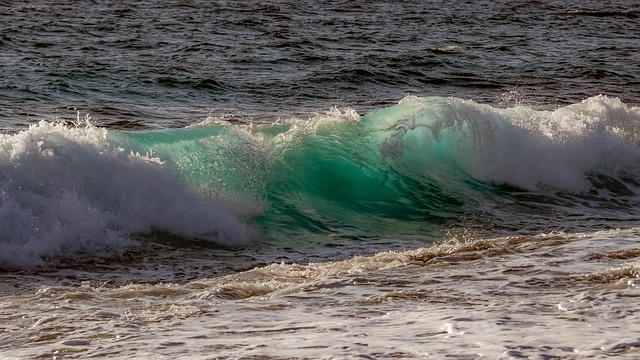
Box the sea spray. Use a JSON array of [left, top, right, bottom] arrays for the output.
[[363, 95, 640, 192], [0, 119, 260, 269]]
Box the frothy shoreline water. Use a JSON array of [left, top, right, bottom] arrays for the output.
[[2, 99, 640, 357]]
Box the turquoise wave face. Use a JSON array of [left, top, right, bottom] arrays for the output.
[[108, 109, 465, 245], [107, 95, 640, 245], [263, 115, 466, 242]]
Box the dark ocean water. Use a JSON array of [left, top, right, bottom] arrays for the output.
[[1, 0, 638, 128], [2, 1, 640, 358]]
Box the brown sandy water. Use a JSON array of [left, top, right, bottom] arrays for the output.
[[2, 228, 639, 359]]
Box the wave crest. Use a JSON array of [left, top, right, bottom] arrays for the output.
[[364, 95, 640, 192]]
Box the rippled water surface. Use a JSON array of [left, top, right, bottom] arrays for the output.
[[1, 0, 640, 359], [1, 0, 638, 127]]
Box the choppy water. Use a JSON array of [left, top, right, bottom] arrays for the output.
[[2, 0, 638, 126], [1, 0, 640, 359]]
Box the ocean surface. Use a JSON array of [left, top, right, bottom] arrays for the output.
[[1, 0, 640, 358]]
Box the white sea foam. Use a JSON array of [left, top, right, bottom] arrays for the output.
[[2, 228, 640, 359], [0, 119, 260, 269], [366, 95, 640, 192]]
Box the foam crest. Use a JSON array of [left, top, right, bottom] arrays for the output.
[[0, 120, 260, 269], [364, 95, 640, 192]]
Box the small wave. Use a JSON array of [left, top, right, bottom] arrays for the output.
[[185, 227, 639, 301]]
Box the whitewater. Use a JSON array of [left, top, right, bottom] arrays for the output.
[[2, 0, 640, 358]]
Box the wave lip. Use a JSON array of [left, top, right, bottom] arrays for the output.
[[363, 95, 640, 193]]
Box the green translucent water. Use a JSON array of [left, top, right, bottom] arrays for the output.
[[107, 98, 480, 245], [106, 95, 640, 247]]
